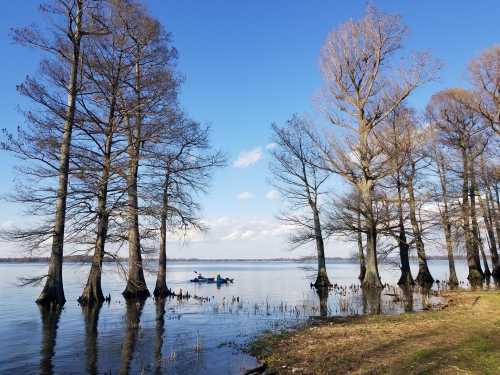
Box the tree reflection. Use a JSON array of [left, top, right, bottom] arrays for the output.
[[399, 286, 414, 313], [119, 299, 145, 375], [362, 287, 382, 315], [316, 287, 329, 317], [154, 298, 166, 375], [39, 304, 62, 375], [82, 303, 102, 375]]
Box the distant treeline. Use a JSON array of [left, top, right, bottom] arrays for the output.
[[0, 255, 469, 263]]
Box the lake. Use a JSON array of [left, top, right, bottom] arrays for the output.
[[0, 259, 472, 374]]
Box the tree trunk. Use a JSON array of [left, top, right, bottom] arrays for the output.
[[436, 154, 459, 286], [123, 61, 149, 300], [396, 179, 414, 286], [357, 210, 366, 281], [79, 56, 122, 306], [462, 149, 483, 286], [154, 184, 172, 298], [469, 164, 485, 279], [37, 0, 83, 306], [312, 207, 331, 288], [358, 125, 382, 289], [407, 171, 433, 287], [471, 175, 489, 278], [488, 186, 500, 270], [79, 114, 117, 305], [363, 219, 382, 289], [481, 194, 500, 279]]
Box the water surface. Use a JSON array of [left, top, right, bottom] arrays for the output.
[[0, 259, 469, 374]]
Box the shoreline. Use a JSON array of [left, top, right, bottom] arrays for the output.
[[248, 289, 500, 374]]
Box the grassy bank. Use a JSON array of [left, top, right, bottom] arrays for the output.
[[250, 290, 500, 374]]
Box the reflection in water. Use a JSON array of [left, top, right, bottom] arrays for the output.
[[399, 286, 414, 313], [362, 287, 382, 315], [316, 288, 329, 317], [39, 304, 62, 375], [155, 298, 166, 375], [82, 303, 102, 375], [119, 299, 145, 375]]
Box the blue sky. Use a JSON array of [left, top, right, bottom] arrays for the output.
[[0, 1, 498, 258]]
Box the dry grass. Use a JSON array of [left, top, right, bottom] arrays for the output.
[[250, 290, 500, 374]]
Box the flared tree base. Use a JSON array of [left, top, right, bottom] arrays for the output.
[[397, 270, 415, 287], [153, 282, 174, 299], [468, 269, 484, 288], [448, 274, 459, 288], [122, 282, 150, 300], [492, 264, 500, 283], [36, 280, 66, 306], [362, 271, 383, 289], [78, 285, 105, 306], [313, 269, 332, 289], [415, 269, 434, 288]]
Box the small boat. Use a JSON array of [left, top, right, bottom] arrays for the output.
[[190, 272, 234, 285], [190, 275, 215, 283]]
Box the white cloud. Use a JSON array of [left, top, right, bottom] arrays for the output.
[[265, 190, 280, 201], [266, 143, 277, 150], [233, 147, 262, 168], [237, 191, 254, 200]]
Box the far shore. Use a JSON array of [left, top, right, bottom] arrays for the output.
[[0, 255, 470, 264]]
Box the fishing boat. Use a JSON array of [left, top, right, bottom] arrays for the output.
[[190, 272, 234, 284]]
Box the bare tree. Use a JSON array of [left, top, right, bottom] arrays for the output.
[[468, 45, 500, 136], [117, 1, 179, 299], [2, 0, 107, 305], [427, 88, 488, 286], [269, 116, 332, 288], [377, 108, 416, 286], [77, 1, 134, 305], [433, 148, 459, 286], [143, 116, 225, 298], [318, 6, 439, 288]]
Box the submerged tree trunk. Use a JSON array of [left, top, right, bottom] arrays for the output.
[[312, 207, 331, 288], [436, 154, 459, 286], [407, 172, 433, 287], [396, 178, 414, 286], [357, 210, 366, 281], [123, 61, 149, 300], [37, 1, 83, 306]]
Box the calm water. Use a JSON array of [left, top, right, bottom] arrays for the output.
[[0, 259, 470, 374]]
